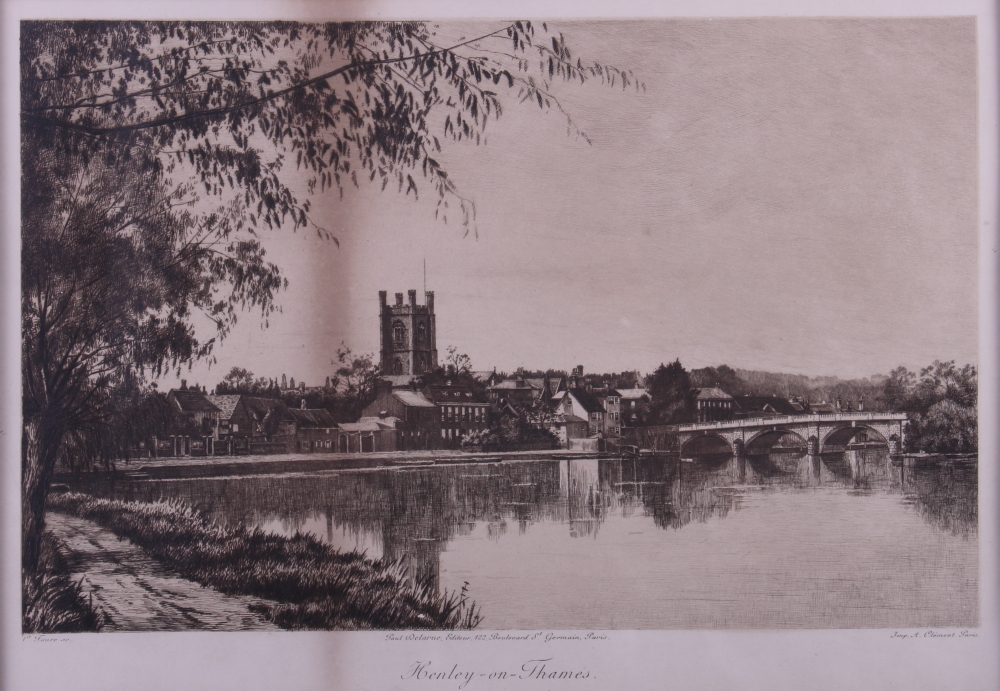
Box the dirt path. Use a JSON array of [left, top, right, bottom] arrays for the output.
[[46, 512, 280, 632]]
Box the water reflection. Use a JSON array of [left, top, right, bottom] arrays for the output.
[[65, 448, 978, 628]]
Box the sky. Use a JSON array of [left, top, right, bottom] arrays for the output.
[[164, 18, 978, 389]]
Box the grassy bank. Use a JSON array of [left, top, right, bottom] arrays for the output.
[[23, 531, 107, 633], [47, 493, 480, 630]]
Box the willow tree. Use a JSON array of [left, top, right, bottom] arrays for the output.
[[19, 20, 639, 574]]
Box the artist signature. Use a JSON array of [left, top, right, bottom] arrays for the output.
[[890, 630, 978, 639]]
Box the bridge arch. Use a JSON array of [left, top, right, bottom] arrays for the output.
[[680, 433, 733, 457], [745, 429, 809, 455], [820, 424, 889, 452]]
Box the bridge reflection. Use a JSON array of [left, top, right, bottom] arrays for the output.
[[65, 449, 977, 594]]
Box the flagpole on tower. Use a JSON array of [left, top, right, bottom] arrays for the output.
[[423, 258, 426, 294]]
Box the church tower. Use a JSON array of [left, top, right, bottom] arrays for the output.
[[379, 289, 438, 376]]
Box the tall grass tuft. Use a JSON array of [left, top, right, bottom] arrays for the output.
[[48, 493, 482, 630], [23, 532, 107, 633]]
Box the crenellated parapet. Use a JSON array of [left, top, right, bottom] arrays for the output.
[[378, 289, 438, 376]]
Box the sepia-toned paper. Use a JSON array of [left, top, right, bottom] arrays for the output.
[[1, 1, 997, 689]]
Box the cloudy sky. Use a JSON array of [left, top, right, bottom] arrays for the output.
[[167, 18, 978, 388]]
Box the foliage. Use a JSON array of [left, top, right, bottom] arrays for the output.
[[22, 20, 638, 235], [216, 367, 280, 396], [49, 493, 481, 630], [645, 360, 697, 425], [331, 345, 381, 420], [689, 365, 746, 395], [20, 142, 281, 572], [445, 346, 473, 376], [22, 531, 107, 633], [20, 19, 636, 577], [419, 349, 488, 399], [882, 361, 977, 452], [461, 429, 501, 447]]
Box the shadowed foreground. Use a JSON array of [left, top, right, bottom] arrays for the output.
[[47, 493, 481, 631], [46, 513, 279, 631]]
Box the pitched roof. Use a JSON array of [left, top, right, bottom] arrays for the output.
[[615, 388, 650, 400], [809, 402, 838, 414], [696, 387, 733, 400], [285, 408, 336, 427], [243, 397, 283, 419], [568, 388, 606, 414], [736, 396, 801, 415], [358, 416, 401, 429], [169, 390, 220, 413], [489, 378, 538, 390], [392, 390, 437, 408], [338, 420, 385, 432], [470, 370, 497, 382], [205, 395, 242, 420], [383, 374, 420, 388], [424, 384, 487, 404], [524, 378, 546, 391]]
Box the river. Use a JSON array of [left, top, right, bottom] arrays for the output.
[[65, 449, 978, 630]]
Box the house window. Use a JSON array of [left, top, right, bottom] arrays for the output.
[[232, 423, 239, 433]]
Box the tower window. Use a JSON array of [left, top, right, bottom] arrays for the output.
[[417, 322, 427, 345], [393, 320, 407, 346], [393, 357, 404, 374]]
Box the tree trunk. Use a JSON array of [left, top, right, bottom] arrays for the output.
[[21, 414, 62, 576]]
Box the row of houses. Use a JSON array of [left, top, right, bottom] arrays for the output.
[[692, 388, 862, 423], [163, 377, 498, 456], [164, 368, 854, 457]]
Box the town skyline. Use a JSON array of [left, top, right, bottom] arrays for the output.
[[158, 18, 977, 390]]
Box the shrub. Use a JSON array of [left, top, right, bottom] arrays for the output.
[[23, 532, 106, 633], [47, 493, 481, 630]]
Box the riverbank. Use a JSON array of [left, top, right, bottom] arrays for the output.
[[46, 512, 279, 631], [23, 531, 108, 633], [52, 447, 604, 482], [47, 492, 482, 631]]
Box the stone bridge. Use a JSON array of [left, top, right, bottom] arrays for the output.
[[633, 413, 908, 456]]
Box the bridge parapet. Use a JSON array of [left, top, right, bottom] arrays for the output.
[[676, 412, 907, 433], [674, 412, 908, 456]]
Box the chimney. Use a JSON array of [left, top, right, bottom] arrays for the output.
[[408, 289, 417, 307], [300, 399, 306, 410], [379, 290, 387, 308], [425, 290, 434, 312], [180, 379, 187, 390], [395, 292, 404, 307]]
